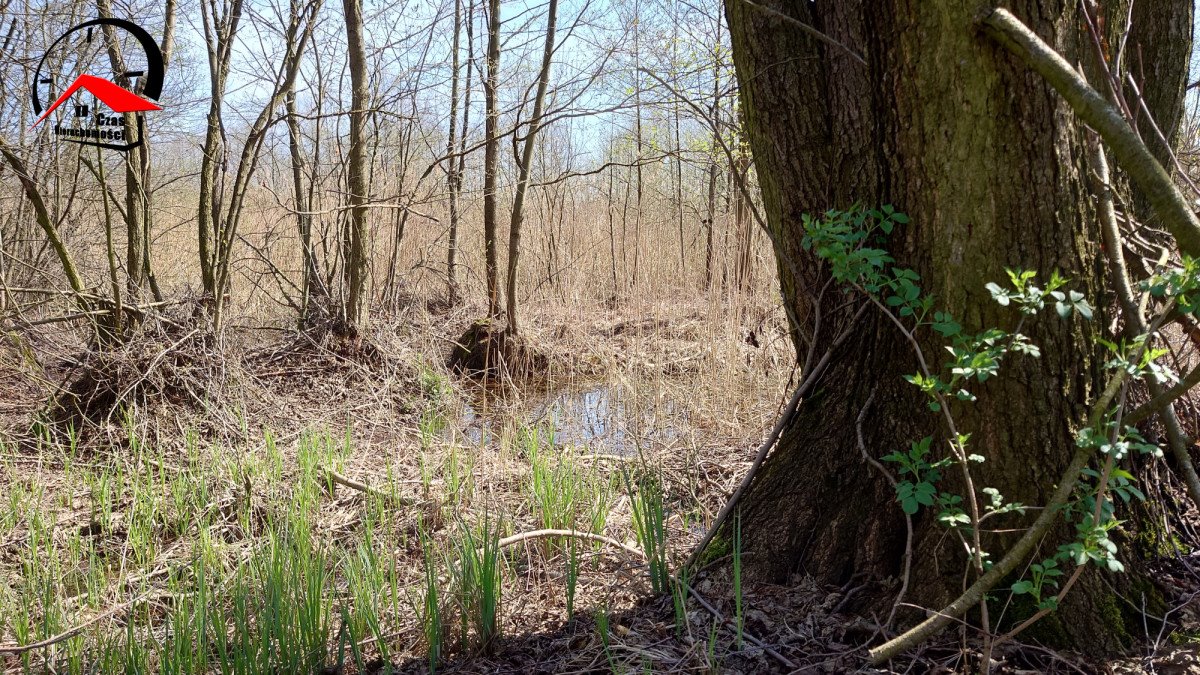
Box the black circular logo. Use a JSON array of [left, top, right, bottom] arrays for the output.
[[31, 18, 165, 151]]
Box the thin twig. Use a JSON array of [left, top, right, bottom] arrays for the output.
[[684, 302, 869, 571]]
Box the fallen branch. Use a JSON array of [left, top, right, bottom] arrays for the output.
[[323, 467, 417, 505], [0, 590, 154, 654], [573, 452, 635, 463], [496, 528, 644, 558]]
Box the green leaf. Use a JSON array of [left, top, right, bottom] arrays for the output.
[[914, 482, 937, 506], [985, 282, 1010, 306]]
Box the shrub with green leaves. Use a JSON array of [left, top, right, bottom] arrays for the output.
[[804, 205, 1176, 642]]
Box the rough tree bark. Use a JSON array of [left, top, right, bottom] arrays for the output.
[[719, 0, 1184, 653], [1127, 0, 1192, 168], [1126, 0, 1192, 226]]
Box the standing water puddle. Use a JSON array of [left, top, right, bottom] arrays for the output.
[[453, 382, 686, 455]]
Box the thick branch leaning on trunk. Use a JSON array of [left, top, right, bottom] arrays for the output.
[[870, 8, 1200, 664], [979, 8, 1200, 259]]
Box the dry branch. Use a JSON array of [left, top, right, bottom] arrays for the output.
[[0, 590, 154, 655], [324, 466, 417, 505], [496, 528, 643, 557]]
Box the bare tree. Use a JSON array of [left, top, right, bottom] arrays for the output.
[[197, 0, 244, 307], [444, 0, 466, 306], [482, 0, 501, 318], [341, 0, 370, 334], [200, 0, 322, 328], [504, 0, 558, 336], [89, 0, 176, 306]]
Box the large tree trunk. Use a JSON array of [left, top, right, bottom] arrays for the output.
[[722, 0, 1177, 654], [1126, 0, 1192, 226]]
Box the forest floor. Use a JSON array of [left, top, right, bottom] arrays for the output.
[[1, 291, 1199, 674]]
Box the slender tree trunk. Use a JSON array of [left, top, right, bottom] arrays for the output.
[[704, 35, 721, 291], [342, 0, 370, 333], [197, 0, 243, 306], [720, 0, 1162, 653], [620, 152, 631, 290], [482, 0, 501, 318], [286, 90, 321, 322], [607, 139, 619, 295], [138, 0, 175, 304], [453, 0, 476, 302], [631, 0, 643, 289], [96, 147, 123, 338], [731, 136, 750, 293], [671, 8, 685, 275], [445, 0, 463, 306], [505, 0, 558, 336], [95, 0, 146, 300]]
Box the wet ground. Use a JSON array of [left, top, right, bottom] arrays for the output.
[[454, 381, 688, 454]]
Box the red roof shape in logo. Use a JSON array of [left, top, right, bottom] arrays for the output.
[[31, 73, 161, 128]]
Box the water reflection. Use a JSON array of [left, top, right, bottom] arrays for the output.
[[455, 383, 684, 454]]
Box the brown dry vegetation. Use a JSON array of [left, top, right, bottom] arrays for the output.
[[5, 285, 1199, 673], [0, 273, 825, 672]]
